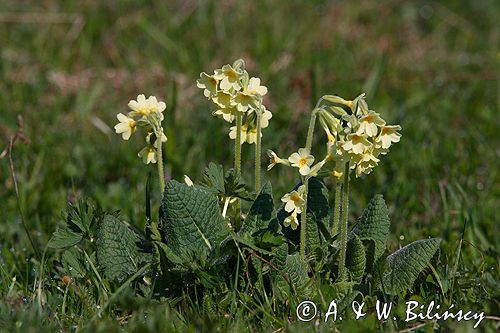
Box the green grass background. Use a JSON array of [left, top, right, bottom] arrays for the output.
[[0, 0, 498, 331]]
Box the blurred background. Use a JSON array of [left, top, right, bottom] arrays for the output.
[[0, 0, 498, 256]]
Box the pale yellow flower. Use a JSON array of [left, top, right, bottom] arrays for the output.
[[281, 185, 306, 214], [196, 72, 218, 98], [356, 111, 385, 137], [214, 107, 236, 123], [343, 134, 372, 155], [184, 175, 194, 186], [247, 77, 268, 96], [128, 94, 166, 118], [246, 127, 258, 144], [283, 211, 299, 230], [138, 146, 157, 164], [215, 64, 241, 91], [212, 91, 235, 109], [307, 158, 327, 178], [229, 124, 248, 144], [376, 125, 402, 149], [267, 150, 289, 171], [351, 148, 380, 177], [234, 91, 258, 113], [153, 131, 167, 148], [288, 148, 315, 176], [114, 113, 137, 140], [260, 108, 273, 129]]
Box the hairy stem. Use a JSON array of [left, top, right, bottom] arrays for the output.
[[156, 133, 165, 196], [332, 180, 343, 237], [338, 162, 350, 277], [234, 113, 243, 227], [300, 179, 309, 259], [255, 110, 262, 193], [305, 109, 317, 151]]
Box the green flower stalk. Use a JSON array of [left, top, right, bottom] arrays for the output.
[[338, 162, 350, 277], [332, 181, 343, 236], [254, 108, 262, 192], [234, 112, 243, 225]]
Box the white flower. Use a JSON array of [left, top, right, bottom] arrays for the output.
[[214, 64, 241, 91], [267, 150, 289, 171], [283, 211, 299, 230], [196, 72, 218, 98], [247, 77, 267, 96], [375, 125, 401, 149], [138, 146, 157, 164], [288, 148, 315, 176], [114, 113, 137, 140], [356, 111, 385, 137], [281, 185, 306, 214], [343, 134, 372, 155]]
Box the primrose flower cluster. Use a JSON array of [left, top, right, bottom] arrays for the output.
[[196, 59, 272, 144], [319, 93, 401, 178], [114, 94, 167, 164], [269, 93, 401, 231]]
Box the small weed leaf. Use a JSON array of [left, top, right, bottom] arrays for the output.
[[161, 180, 230, 265], [61, 247, 87, 278], [96, 214, 149, 281], [67, 199, 96, 237], [350, 194, 390, 264], [382, 238, 442, 295], [345, 234, 366, 284], [48, 227, 83, 249]]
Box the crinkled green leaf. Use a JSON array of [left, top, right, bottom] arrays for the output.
[[284, 253, 309, 289], [161, 180, 230, 265], [273, 243, 288, 271], [48, 227, 82, 249], [305, 177, 330, 253], [382, 238, 441, 295], [331, 281, 361, 312], [345, 234, 366, 283], [96, 214, 149, 281], [240, 181, 275, 235], [350, 194, 390, 263]]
